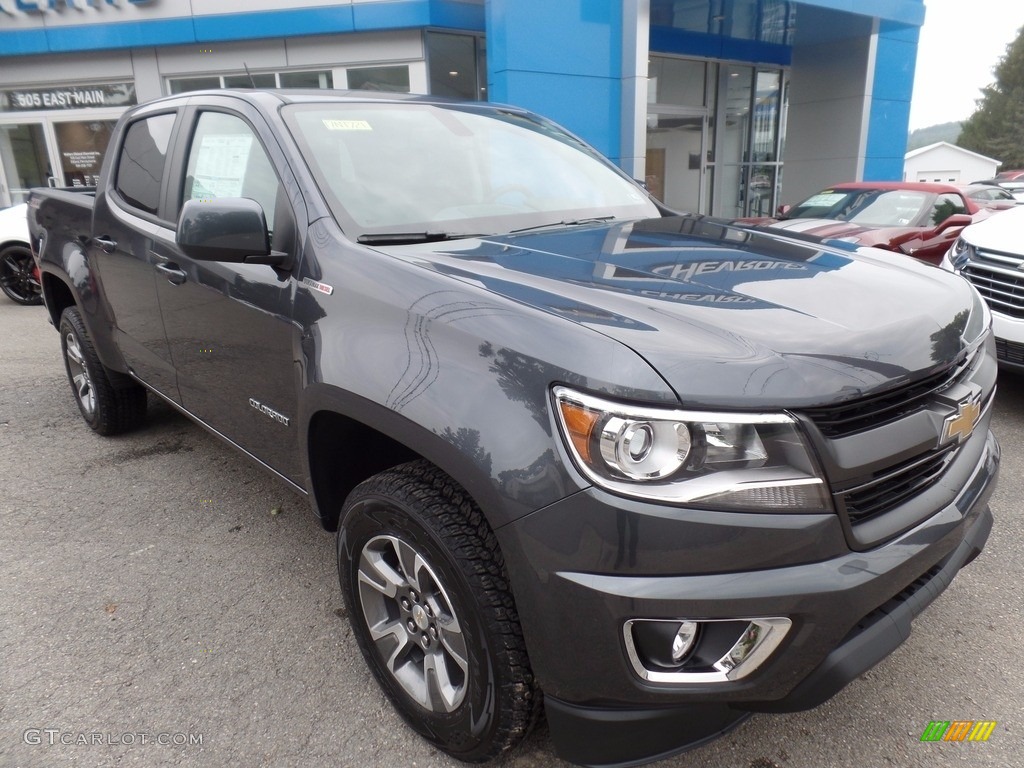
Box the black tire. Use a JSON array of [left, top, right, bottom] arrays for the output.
[[337, 460, 540, 763], [0, 243, 42, 305], [59, 306, 147, 435]]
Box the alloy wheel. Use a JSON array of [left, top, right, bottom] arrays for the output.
[[356, 533, 470, 713]]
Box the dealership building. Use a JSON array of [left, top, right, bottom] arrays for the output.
[[0, 0, 924, 216]]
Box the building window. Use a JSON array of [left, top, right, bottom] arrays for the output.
[[169, 77, 220, 94], [346, 65, 410, 93], [223, 73, 276, 89], [167, 71, 333, 95], [426, 31, 486, 100]]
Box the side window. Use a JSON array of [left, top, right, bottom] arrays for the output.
[[116, 113, 176, 215], [930, 193, 967, 226], [183, 112, 280, 229]]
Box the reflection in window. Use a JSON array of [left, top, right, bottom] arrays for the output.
[[116, 113, 176, 215]]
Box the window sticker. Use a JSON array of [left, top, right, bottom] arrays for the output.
[[799, 192, 844, 208], [322, 119, 372, 131], [191, 134, 253, 198]]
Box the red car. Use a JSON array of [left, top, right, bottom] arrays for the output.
[[736, 182, 999, 264]]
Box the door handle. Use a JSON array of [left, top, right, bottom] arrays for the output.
[[155, 262, 187, 285], [93, 236, 117, 253]]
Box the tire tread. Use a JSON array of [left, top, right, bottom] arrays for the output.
[[341, 459, 541, 762]]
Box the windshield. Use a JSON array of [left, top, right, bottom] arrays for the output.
[[786, 188, 933, 227], [283, 102, 658, 239]]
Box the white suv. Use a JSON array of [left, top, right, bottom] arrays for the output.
[[942, 206, 1024, 369]]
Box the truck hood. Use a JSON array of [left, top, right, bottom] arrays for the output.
[[389, 216, 981, 408]]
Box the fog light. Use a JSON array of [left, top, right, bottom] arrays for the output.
[[624, 617, 792, 684], [672, 621, 699, 662]]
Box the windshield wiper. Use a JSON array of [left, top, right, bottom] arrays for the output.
[[356, 231, 483, 245], [508, 216, 617, 234]]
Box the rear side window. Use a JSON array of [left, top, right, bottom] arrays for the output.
[[116, 113, 176, 215]]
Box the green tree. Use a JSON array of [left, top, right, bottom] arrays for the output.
[[958, 25, 1024, 169]]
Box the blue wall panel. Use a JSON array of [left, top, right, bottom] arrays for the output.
[[0, 0, 482, 54], [486, 0, 623, 161], [864, 20, 919, 180], [193, 8, 353, 42], [0, 27, 48, 55], [798, 0, 924, 26], [44, 17, 197, 50], [649, 25, 791, 66]]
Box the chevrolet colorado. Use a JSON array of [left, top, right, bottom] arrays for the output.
[[28, 90, 998, 767]]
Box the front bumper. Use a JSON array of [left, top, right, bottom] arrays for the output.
[[991, 312, 1024, 371], [496, 430, 998, 767]]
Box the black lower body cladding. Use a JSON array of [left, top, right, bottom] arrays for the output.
[[496, 431, 998, 767]]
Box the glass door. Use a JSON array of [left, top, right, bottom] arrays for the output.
[[646, 112, 708, 214], [0, 121, 53, 206]]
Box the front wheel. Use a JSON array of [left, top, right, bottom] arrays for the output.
[[59, 306, 147, 435], [338, 460, 540, 762], [0, 243, 42, 305]]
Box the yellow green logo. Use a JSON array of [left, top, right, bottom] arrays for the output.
[[920, 721, 997, 742]]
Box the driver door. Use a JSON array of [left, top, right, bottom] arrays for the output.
[[152, 106, 303, 482]]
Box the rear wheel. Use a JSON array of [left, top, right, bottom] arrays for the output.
[[59, 306, 147, 435], [0, 243, 42, 305], [338, 460, 540, 762]]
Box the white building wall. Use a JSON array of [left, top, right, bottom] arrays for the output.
[[904, 144, 999, 183]]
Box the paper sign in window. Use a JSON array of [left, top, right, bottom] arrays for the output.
[[191, 134, 253, 199]]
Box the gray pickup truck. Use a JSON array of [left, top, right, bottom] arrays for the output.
[[28, 90, 998, 767]]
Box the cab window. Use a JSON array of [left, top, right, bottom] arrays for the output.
[[182, 112, 281, 231]]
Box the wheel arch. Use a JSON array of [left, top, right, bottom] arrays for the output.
[[41, 270, 76, 328], [303, 385, 531, 534]]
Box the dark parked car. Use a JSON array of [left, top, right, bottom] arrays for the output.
[[28, 92, 998, 767], [737, 181, 993, 264]]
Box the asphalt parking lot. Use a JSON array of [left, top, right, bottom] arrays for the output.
[[1, 297, 1021, 768]]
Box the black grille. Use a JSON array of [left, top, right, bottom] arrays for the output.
[[962, 249, 1024, 318], [803, 365, 959, 438], [996, 337, 1024, 365], [840, 446, 956, 525]]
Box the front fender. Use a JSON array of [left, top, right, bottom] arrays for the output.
[[295, 225, 677, 530]]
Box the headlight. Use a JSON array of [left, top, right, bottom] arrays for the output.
[[949, 236, 975, 271], [552, 386, 831, 512]]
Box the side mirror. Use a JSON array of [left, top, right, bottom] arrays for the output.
[[776, 204, 791, 218], [176, 197, 286, 266], [929, 213, 973, 236]]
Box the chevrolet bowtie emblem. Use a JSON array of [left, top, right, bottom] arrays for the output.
[[940, 394, 982, 446]]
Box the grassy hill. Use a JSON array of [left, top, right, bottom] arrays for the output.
[[907, 122, 963, 151]]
